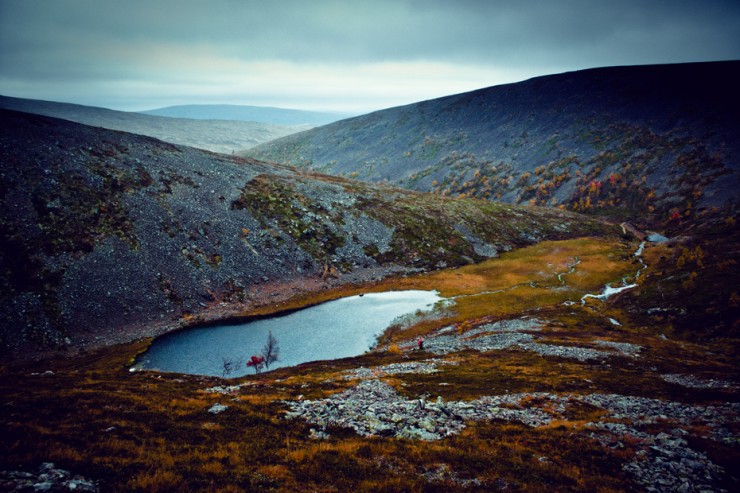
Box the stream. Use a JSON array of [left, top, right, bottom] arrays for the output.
[[134, 290, 443, 377], [581, 241, 647, 304]]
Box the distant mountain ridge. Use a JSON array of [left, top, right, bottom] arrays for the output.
[[0, 95, 311, 153], [244, 61, 740, 228], [140, 104, 352, 126]]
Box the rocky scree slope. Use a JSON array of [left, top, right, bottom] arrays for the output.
[[0, 95, 311, 154], [245, 61, 739, 226], [0, 109, 608, 359]]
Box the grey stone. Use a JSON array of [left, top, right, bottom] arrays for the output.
[[208, 403, 228, 414]]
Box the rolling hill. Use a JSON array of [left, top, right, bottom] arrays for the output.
[[244, 61, 740, 229], [140, 104, 351, 126], [0, 95, 311, 154], [0, 109, 607, 359]]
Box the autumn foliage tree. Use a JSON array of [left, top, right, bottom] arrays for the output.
[[246, 355, 265, 374], [245, 331, 280, 374]]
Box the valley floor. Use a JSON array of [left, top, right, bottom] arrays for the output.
[[1, 237, 737, 492]]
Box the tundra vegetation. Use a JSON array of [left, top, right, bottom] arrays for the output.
[[1, 230, 738, 491], [1, 63, 738, 491]]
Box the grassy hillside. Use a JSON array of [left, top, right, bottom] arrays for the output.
[[0, 95, 311, 153], [245, 62, 739, 230], [0, 109, 608, 360]]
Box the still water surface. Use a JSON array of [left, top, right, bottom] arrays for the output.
[[136, 290, 442, 377]]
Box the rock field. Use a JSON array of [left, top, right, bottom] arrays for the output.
[[277, 316, 738, 492], [0, 462, 98, 492]]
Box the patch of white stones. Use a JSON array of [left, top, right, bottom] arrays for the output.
[[283, 379, 556, 441], [284, 381, 739, 492], [201, 311, 735, 492], [393, 317, 642, 362], [661, 374, 737, 391], [0, 463, 98, 492], [203, 384, 243, 395], [518, 342, 612, 361], [517, 339, 642, 362], [581, 394, 739, 493], [392, 318, 541, 356], [281, 315, 733, 491], [208, 403, 229, 414], [594, 340, 642, 357], [341, 359, 458, 380]]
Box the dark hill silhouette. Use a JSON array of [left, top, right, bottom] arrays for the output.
[[244, 61, 740, 228], [0, 109, 607, 359], [0, 95, 311, 153]]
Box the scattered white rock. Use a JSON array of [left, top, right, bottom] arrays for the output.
[[309, 428, 330, 440], [519, 342, 610, 361], [582, 394, 739, 493], [0, 463, 98, 492], [341, 359, 456, 380], [661, 374, 737, 390], [208, 403, 228, 414], [392, 317, 641, 363], [595, 340, 642, 357], [203, 385, 242, 394], [421, 463, 482, 487], [285, 382, 739, 492], [465, 318, 544, 336], [394, 317, 542, 355]]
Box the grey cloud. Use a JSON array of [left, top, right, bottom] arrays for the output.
[[4, 0, 739, 64], [1, 0, 739, 110]]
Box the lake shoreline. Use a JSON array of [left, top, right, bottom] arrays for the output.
[[136, 290, 443, 377]]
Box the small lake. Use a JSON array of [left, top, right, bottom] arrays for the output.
[[135, 290, 443, 377]]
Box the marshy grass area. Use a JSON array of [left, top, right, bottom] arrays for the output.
[[1, 237, 738, 492]]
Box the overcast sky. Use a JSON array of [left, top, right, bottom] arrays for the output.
[[1, 0, 739, 113]]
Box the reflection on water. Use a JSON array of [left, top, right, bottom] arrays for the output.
[[135, 290, 443, 377]]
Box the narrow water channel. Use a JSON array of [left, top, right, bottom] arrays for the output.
[[580, 241, 646, 304], [135, 290, 443, 377]]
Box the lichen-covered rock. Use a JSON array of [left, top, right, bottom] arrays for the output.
[[285, 380, 739, 492], [0, 463, 98, 492]]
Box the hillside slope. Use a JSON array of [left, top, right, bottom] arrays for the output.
[[245, 62, 740, 228], [0, 109, 609, 359], [140, 104, 350, 126], [0, 95, 310, 153]]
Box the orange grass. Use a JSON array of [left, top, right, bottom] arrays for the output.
[[1, 236, 736, 492], [236, 237, 631, 321], [373, 237, 637, 341]]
